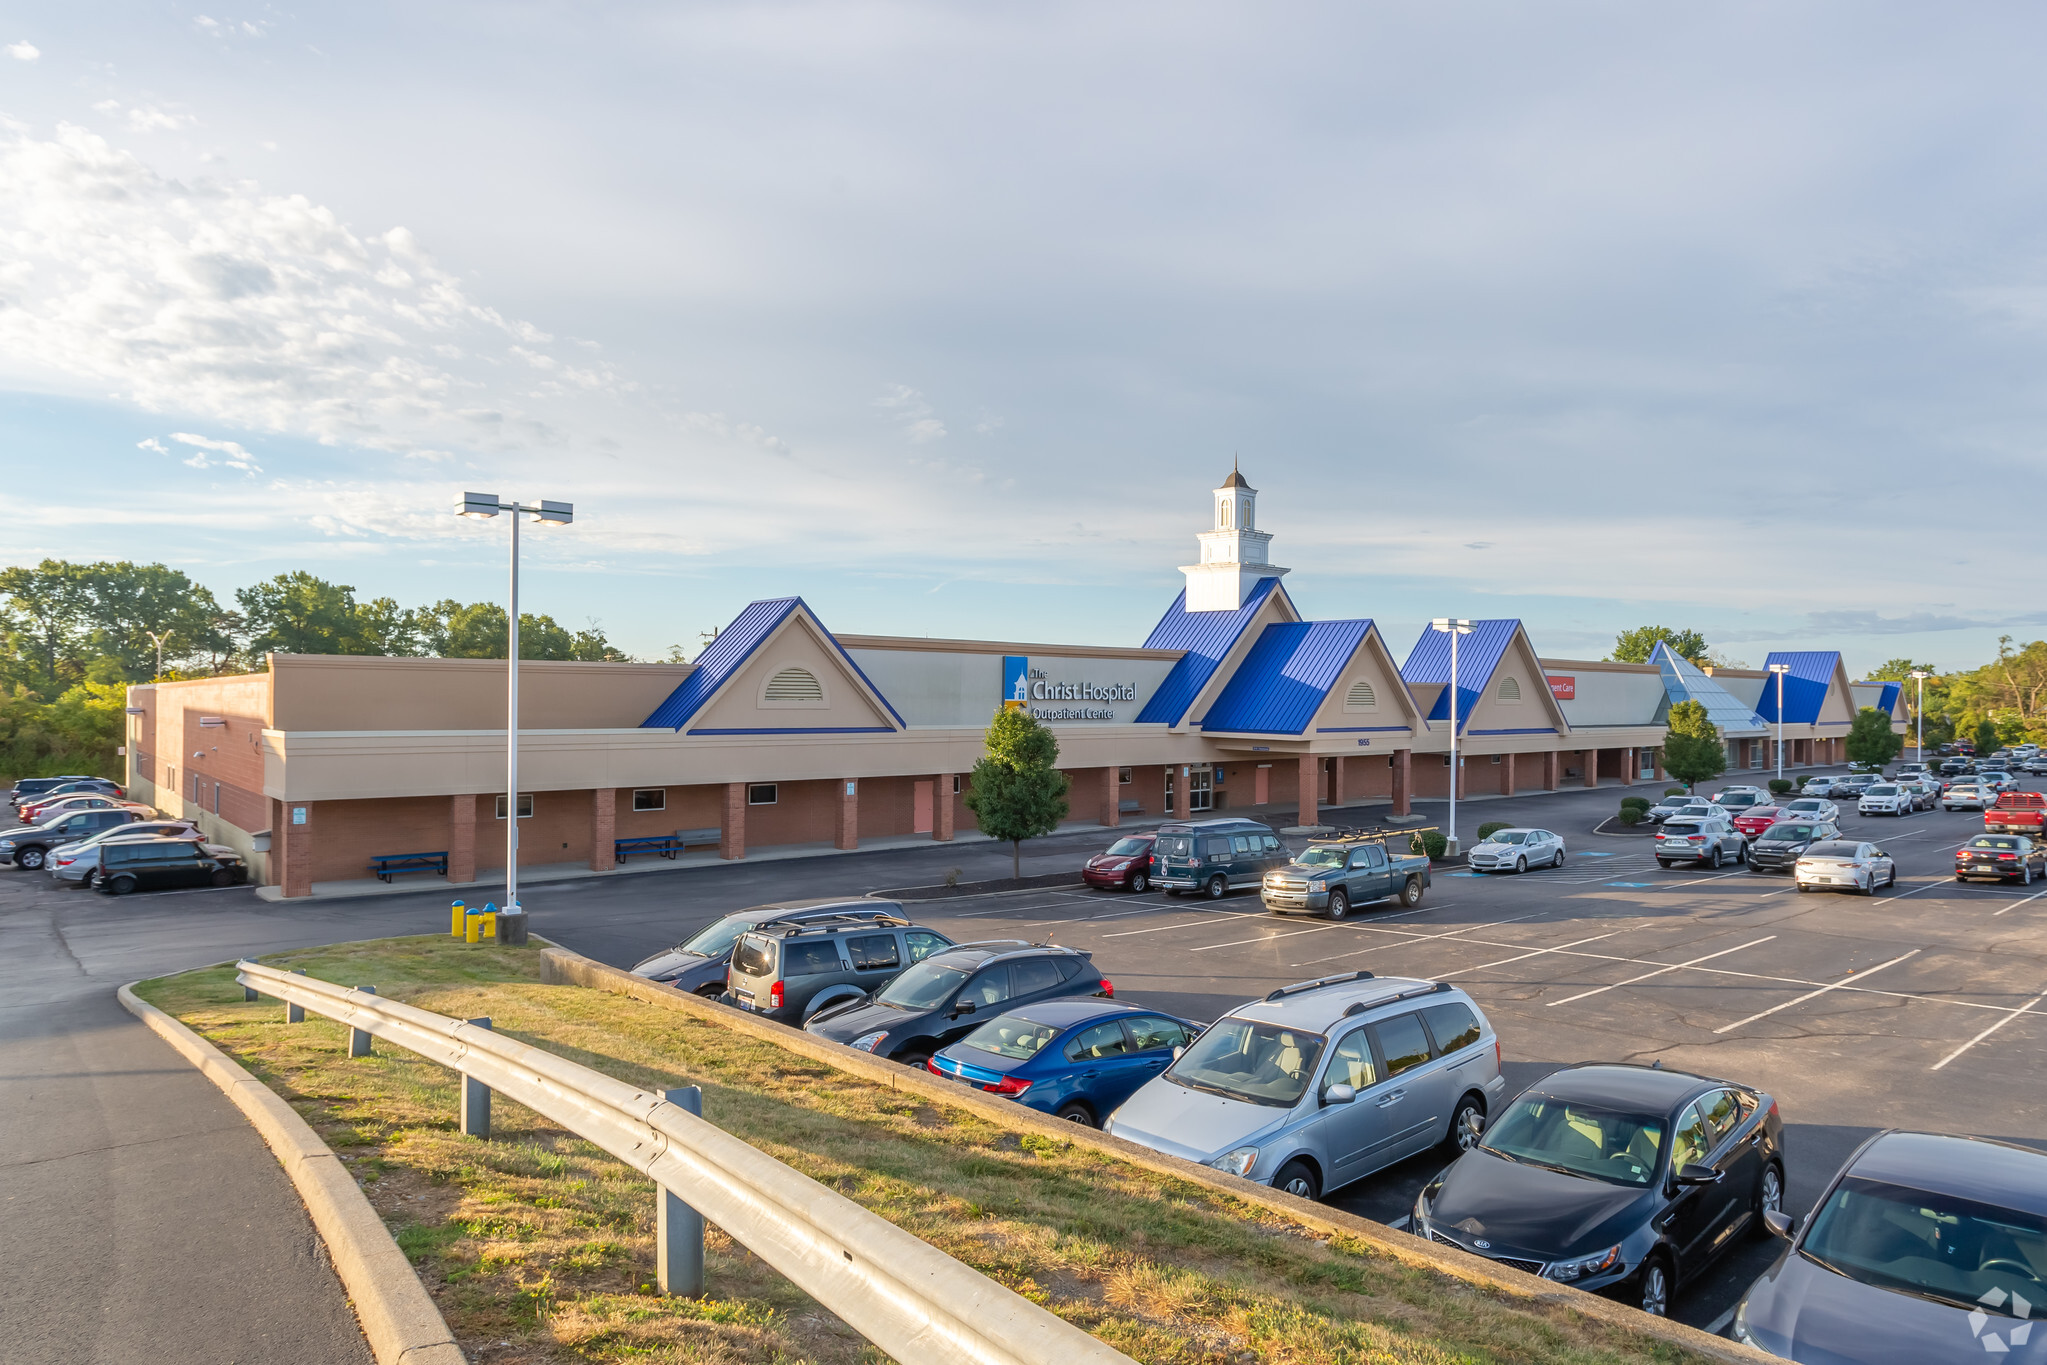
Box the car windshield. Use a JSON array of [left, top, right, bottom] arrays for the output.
[[961, 1015, 1060, 1060], [1761, 824, 1818, 842], [1806, 841, 1863, 859], [1297, 846, 1347, 867], [679, 917, 755, 957], [1786, 800, 1824, 811], [1486, 831, 1529, 845], [1969, 838, 2022, 851], [1866, 786, 1900, 796], [1165, 1017, 1326, 1108], [874, 960, 971, 1009], [1480, 1096, 1666, 1187], [1799, 1175, 2047, 1316], [1105, 837, 1150, 857]]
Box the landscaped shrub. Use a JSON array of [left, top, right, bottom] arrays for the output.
[[1620, 796, 1652, 812], [1618, 806, 1645, 826], [1768, 779, 1793, 795], [1410, 829, 1449, 860], [1665, 786, 1687, 797], [1476, 822, 1511, 842], [1795, 774, 1812, 789]]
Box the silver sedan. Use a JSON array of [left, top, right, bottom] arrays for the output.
[[1795, 840, 1897, 895]]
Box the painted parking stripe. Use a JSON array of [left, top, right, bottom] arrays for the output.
[[1285, 913, 1530, 968], [1994, 887, 2047, 917], [1711, 950, 1922, 1034], [1190, 924, 1348, 952], [1100, 909, 1264, 937], [1930, 990, 2047, 1070], [1435, 932, 1618, 980], [1545, 937, 1776, 1007]]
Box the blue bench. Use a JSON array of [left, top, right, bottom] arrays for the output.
[[615, 835, 683, 862], [370, 851, 448, 882]]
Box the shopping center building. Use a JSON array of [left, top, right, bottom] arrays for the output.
[[124, 469, 1906, 896]]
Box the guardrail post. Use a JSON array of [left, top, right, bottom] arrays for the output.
[[244, 983, 259, 1002], [286, 968, 306, 1023], [349, 985, 376, 1057], [658, 1086, 705, 1297], [461, 1018, 492, 1138]]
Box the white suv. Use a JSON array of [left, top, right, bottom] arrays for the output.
[[1856, 784, 1912, 817]]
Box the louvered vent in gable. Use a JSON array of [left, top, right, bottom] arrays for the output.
[[761, 666, 826, 705], [1497, 676, 1522, 702], [1344, 679, 1377, 711]]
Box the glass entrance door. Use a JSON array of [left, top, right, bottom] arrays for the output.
[[1187, 765, 1214, 812]]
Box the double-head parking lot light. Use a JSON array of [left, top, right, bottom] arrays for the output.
[[1768, 663, 1791, 782], [1909, 670, 1931, 760], [1430, 618, 1475, 856]]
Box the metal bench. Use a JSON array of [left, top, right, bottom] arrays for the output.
[[369, 851, 448, 882], [1118, 799, 1142, 814], [615, 828, 722, 863]]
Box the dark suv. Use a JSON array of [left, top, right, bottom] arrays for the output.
[[2, 807, 146, 870], [1151, 818, 1291, 898], [631, 899, 908, 997], [95, 837, 248, 894], [805, 941, 1111, 1066], [8, 775, 100, 810], [726, 915, 954, 1024]]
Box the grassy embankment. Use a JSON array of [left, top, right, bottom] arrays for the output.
[[139, 936, 1721, 1365]]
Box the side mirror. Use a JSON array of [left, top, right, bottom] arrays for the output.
[[1762, 1209, 1795, 1239], [1322, 1083, 1357, 1106], [1675, 1163, 1723, 1186], [951, 1000, 976, 1018], [1172, 1045, 1186, 1062]]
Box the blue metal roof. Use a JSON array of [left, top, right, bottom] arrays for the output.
[[1653, 642, 1768, 736], [1869, 681, 1903, 716], [641, 597, 904, 731], [1755, 651, 1841, 725], [1400, 619, 1520, 732], [1198, 619, 1375, 735], [1134, 577, 1285, 726]]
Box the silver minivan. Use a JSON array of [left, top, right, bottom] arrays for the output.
[[1104, 972, 1506, 1200]]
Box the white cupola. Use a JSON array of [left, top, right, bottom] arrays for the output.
[[1179, 462, 1289, 611]]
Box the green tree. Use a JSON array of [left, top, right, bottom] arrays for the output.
[[1868, 658, 1936, 682], [1661, 698, 1727, 791], [1611, 626, 1710, 667], [0, 559, 93, 691], [1976, 717, 2001, 754], [414, 600, 623, 660], [236, 572, 372, 655], [963, 707, 1071, 879], [1845, 706, 1903, 769]]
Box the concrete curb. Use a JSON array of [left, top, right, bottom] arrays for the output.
[[537, 947, 1775, 1364], [118, 983, 467, 1365]]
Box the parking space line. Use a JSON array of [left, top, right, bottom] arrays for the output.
[[1286, 914, 1533, 968], [1436, 932, 1618, 979], [1659, 869, 1760, 889], [1545, 937, 1777, 1007], [1100, 909, 1263, 937], [1190, 924, 1346, 952], [1931, 990, 2047, 1070], [1711, 951, 1922, 1034], [1994, 887, 2047, 917]]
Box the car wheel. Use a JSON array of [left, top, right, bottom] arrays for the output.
[[209, 868, 237, 887], [106, 874, 137, 895], [1129, 871, 1150, 893], [1657, 860, 1674, 869], [896, 1051, 932, 1071], [1444, 1094, 1486, 1152], [1514, 856, 1527, 874], [1736, 842, 1748, 865], [1398, 875, 1422, 908], [1273, 1159, 1320, 1201], [1552, 847, 1565, 867], [1635, 1256, 1672, 1318], [1752, 1163, 1785, 1239], [17, 848, 44, 870], [1165, 888, 1182, 898], [1709, 848, 1722, 869], [2025, 866, 2034, 887], [1326, 888, 1350, 920], [1055, 1101, 1096, 1127], [1205, 874, 1228, 900], [1887, 867, 1897, 888]]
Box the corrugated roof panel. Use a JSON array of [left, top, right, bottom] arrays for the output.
[[1755, 651, 1841, 725], [641, 597, 905, 731], [1199, 619, 1375, 734], [1875, 681, 1902, 716], [1134, 577, 1285, 725], [1400, 619, 1520, 732], [1653, 642, 1768, 736]]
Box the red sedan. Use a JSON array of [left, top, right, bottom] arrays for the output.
[[1082, 834, 1156, 892], [1731, 806, 1785, 840]]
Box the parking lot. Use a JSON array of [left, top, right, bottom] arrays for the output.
[[8, 773, 2045, 1337]]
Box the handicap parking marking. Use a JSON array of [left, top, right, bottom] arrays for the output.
[[1605, 882, 1654, 888], [1931, 988, 2047, 1070], [1572, 851, 1618, 858], [1545, 936, 1777, 1008], [1710, 950, 1922, 1034]]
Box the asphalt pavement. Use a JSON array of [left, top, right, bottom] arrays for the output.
[[5, 770, 2041, 1348]]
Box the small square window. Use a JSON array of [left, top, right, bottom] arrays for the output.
[[747, 783, 778, 806], [1117, 767, 1132, 785], [1490, 754, 1501, 764], [495, 793, 534, 819], [632, 788, 666, 812]]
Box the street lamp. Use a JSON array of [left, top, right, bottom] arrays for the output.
[[1767, 664, 1791, 782], [145, 629, 174, 680], [456, 492, 575, 918], [1430, 618, 1475, 856], [1909, 670, 1932, 759]]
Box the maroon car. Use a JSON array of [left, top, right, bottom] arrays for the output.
[[1082, 834, 1156, 892]]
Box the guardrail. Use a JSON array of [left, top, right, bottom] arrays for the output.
[[233, 959, 1136, 1365]]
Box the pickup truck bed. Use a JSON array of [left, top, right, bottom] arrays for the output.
[[1986, 792, 2047, 835]]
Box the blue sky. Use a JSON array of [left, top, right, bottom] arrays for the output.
[[4, 3, 2046, 675]]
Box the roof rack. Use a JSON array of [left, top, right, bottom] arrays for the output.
[[1342, 981, 1454, 1016], [760, 912, 910, 935], [1310, 824, 1440, 845], [1264, 970, 1376, 1003]]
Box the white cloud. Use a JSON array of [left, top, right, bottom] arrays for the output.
[[124, 105, 197, 133], [6, 40, 38, 61], [874, 383, 946, 443], [136, 436, 169, 455], [170, 431, 263, 474]]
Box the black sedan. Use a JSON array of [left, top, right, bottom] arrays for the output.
[[629, 899, 902, 997], [806, 941, 1110, 1067], [1747, 821, 1840, 875], [1736, 1131, 2047, 1362], [1414, 1063, 1784, 1318], [1956, 835, 2047, 885]]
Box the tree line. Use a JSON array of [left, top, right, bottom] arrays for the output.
[[0, 559, 627, 779]]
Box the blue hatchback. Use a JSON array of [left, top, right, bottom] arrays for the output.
[[926, 999, 1202, 1127]]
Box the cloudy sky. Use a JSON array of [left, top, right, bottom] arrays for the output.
[[3, 3, 2045, 674]]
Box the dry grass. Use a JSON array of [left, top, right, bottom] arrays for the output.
[[138, 936, 1724, 1365]]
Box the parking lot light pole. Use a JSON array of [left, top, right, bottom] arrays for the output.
[[1430, 619, 1475, 856], [1909, 671, 1932, 760], [1768, 663, 1791, 783], [456, 493, 575, 918]]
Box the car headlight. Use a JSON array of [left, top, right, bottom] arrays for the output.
[[0, 839, 14, 850], [1207, 1146, 1260, 1179], [850, 1031, 889, 1053], [1541, 1244, 1622, 1282], [1307, 880, 1327, 892], [1732, 1300, 1755, 1345]]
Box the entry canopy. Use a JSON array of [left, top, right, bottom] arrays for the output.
[[1653, 642, 1768, 736]]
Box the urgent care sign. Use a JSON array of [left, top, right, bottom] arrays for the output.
[[1547, 676, 1576, 701]]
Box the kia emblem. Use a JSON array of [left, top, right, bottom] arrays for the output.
[[1473, 1239, 1491, 1250]]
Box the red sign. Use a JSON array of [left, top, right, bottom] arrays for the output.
[[1547, 675, 1576, 701]]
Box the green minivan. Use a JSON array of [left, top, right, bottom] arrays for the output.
[[1151, 818, 1291, 899]]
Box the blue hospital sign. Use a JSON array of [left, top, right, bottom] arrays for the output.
[[1003, 656, 1030, 710]]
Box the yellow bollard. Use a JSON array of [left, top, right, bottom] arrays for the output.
[[479, 911, 497, 940], [450, 902, 467, 938], [465, 912, 482, 944]]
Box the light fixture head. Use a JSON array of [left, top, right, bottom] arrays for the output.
[[1767, 663, 1792, 673], [192, 751, 205, 759], [457, 491, 501, 518], [124, 707, 147, 715], [1909, 670, 1932, 679], [198, 716, 226, 728], [534, 499, 574, 526], [1430, 617, 1475, 633]]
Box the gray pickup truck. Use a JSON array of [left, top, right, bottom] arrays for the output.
[[1260, 836, 1431, 919]]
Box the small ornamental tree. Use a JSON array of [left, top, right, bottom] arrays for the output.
[[1662, 698, 1727, 792], [1846, 706, 1903, 770], [964, 707, 1071, 879], [1611, 626, 1710, 667], [1976, 718, 2002, 756]]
